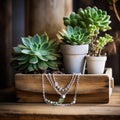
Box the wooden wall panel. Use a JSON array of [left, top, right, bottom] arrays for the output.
[[25, 0, 73, 39]]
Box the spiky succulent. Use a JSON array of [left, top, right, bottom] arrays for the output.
[[63, 7, 111, 36], [12, 33, 61, 73], [58, 26, 89, 45]]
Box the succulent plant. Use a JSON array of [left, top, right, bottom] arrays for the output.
[[12, 33, 61, 73], [58, 26, 89, 45], [89, 34, 113, 56], [63, 6, 113, 56], [63, 7, 111, 36]]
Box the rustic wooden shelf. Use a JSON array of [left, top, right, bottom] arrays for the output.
[[0, 86, 120, 120], [15, 68, 114, 103]]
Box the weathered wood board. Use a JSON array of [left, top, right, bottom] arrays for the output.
[[15, 68, 114, 103]]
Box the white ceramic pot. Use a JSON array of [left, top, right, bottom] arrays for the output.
[[86, 56, 107, 74], [61, 44, 89, 74]]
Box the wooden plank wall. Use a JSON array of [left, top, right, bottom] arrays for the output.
[[25, 0, 73, 39]]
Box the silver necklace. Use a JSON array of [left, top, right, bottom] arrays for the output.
[[42, 73, 80, 106], [45, 74, 76, 104], [52, 73, 75, 93]]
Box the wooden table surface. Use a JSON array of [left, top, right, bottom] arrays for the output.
[[0, 86, 120, 120]]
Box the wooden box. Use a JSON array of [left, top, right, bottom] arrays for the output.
[[15, 68, 114, 103]]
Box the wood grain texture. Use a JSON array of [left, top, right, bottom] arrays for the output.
[[0, 86, 120, 120], [0, 115, 119, 120], [25, 0, 72, 39], [0, 104, 120, 115], [15, 68, 113, 103]]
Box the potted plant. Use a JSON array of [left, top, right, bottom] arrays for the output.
[[12, 33, 61, 73], [58, 25, 89, 74], [86, 34, 113, 74], [63, 6, 113, 74], [11, 24, 114, 105]]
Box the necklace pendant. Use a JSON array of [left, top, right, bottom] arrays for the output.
[[62, 94, 66, 99], [58, 97, 64, 104]]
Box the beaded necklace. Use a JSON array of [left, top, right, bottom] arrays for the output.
[[42, 73, 80, 106]]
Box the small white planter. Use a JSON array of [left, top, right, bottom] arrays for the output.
[[61, 44, 89, 74], [86, 56, 107, 74]]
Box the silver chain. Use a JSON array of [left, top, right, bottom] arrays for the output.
[[46, 73, 77, 98], [52, 73, 76, 93], [42, 73, 80, 106]]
